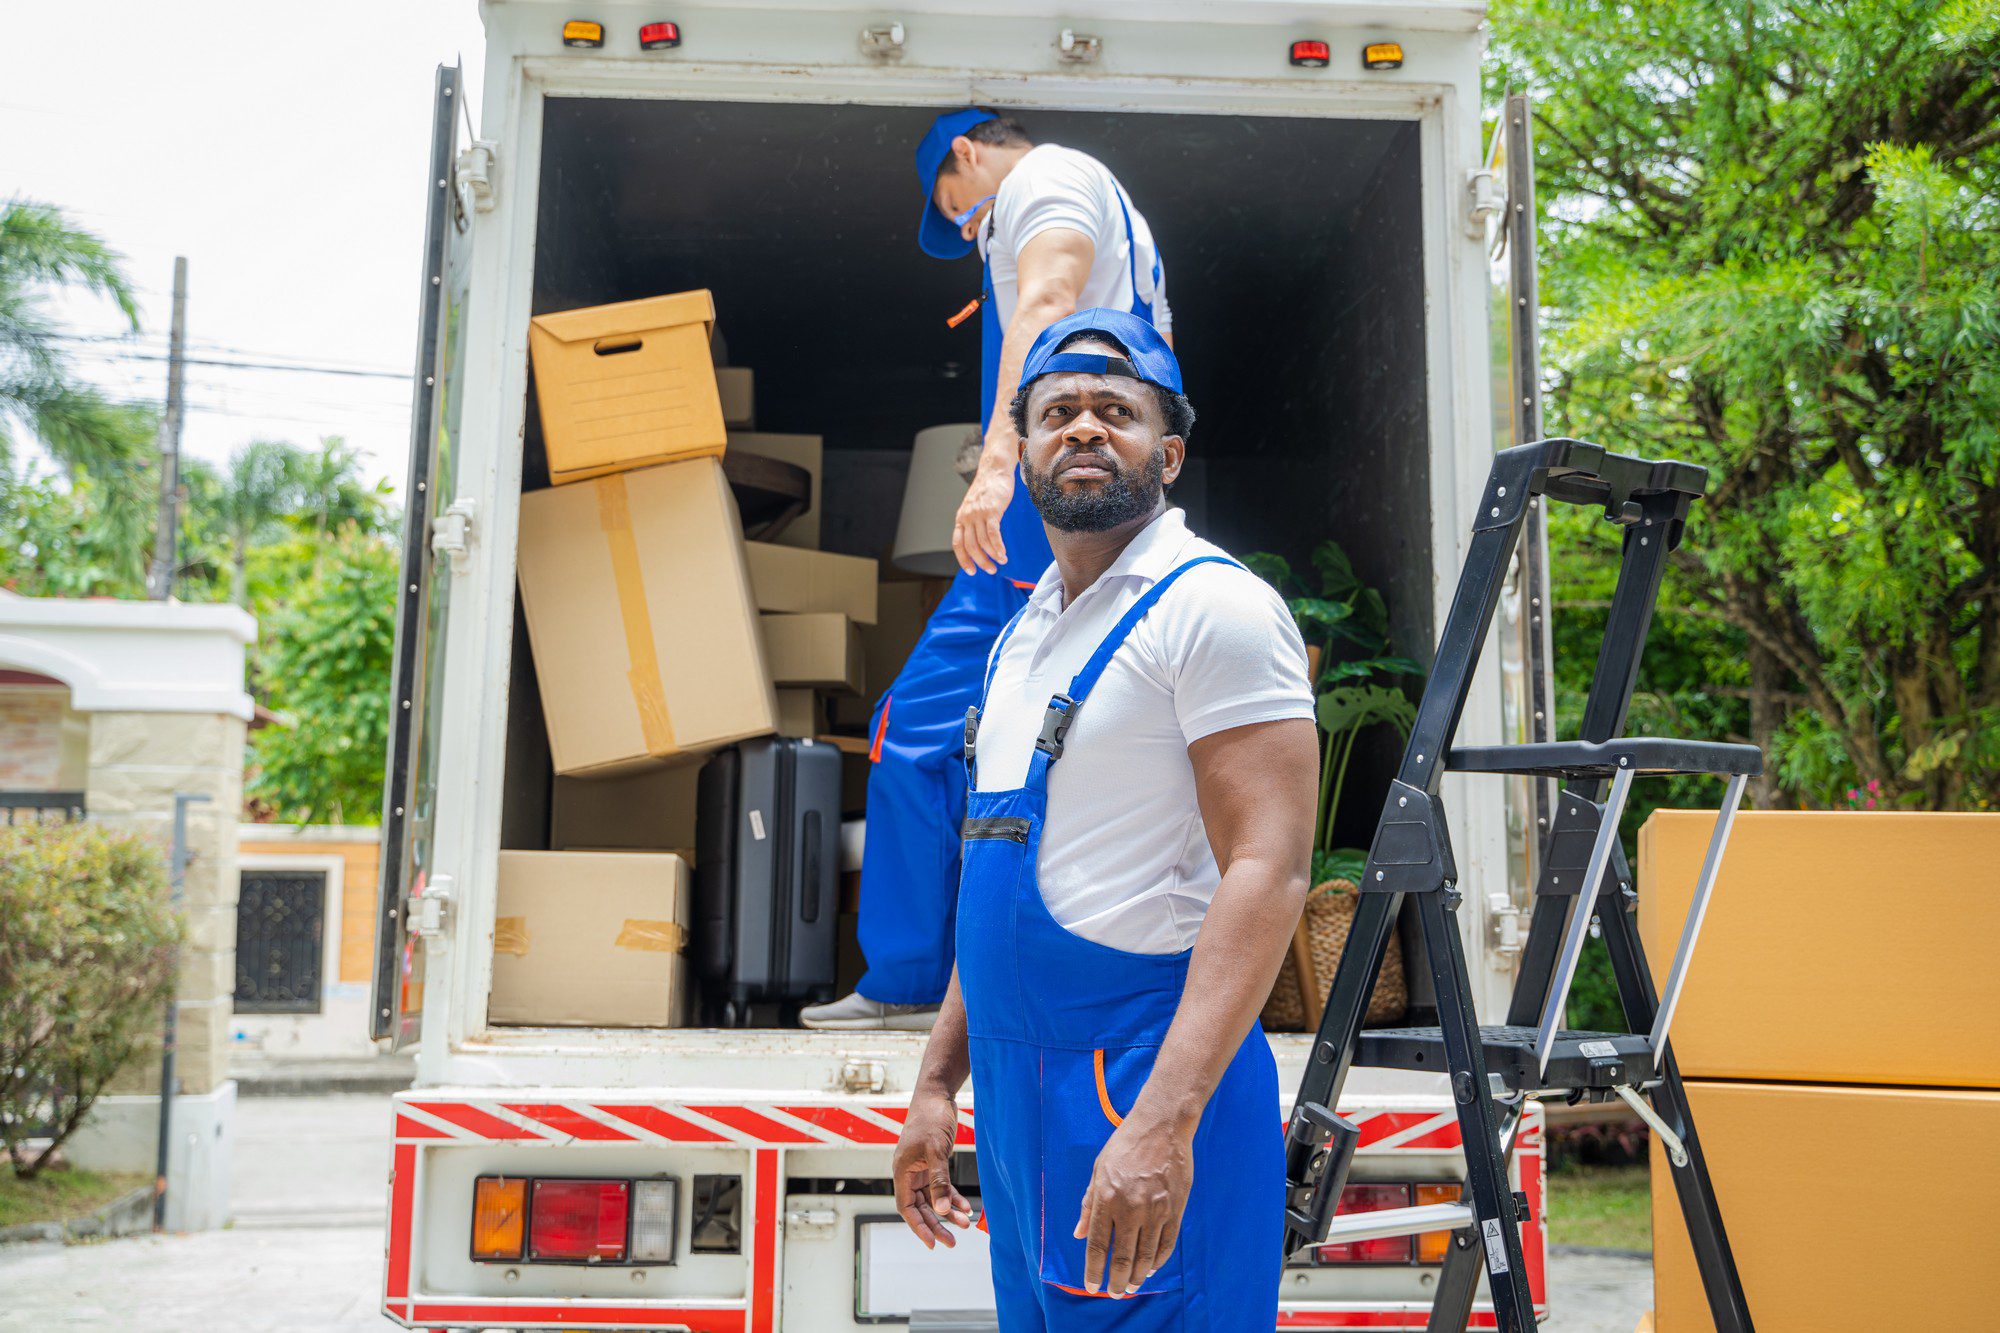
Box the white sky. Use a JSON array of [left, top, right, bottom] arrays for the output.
[[1, 1, 490, 495]]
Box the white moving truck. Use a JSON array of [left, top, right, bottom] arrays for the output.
[[376, 2, 1554, 1327]]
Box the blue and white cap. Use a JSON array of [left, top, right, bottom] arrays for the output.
[[1018, 308, 1183, 396], [914, 107, 998, 259]]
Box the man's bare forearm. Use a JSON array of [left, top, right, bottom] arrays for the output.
[[912, 970, 973, 1099], [978, 290, 1077, 465]]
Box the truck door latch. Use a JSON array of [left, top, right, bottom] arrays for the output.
[[455, 141, 498, 215], [1465, 167, 1504, 240], [1057, 29, 1102, 63], [785, 1207, 838, 1239], [430, 500, 476, 573], [410, 872, 454, 944]]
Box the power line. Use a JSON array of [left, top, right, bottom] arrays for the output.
[[57, 341, 410, 381]]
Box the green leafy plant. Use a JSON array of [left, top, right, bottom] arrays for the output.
[[1246, 542, 1423, 889], [0, 823, 180, 1179]]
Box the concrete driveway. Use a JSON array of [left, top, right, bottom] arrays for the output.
[[0, 1093, 1650, 1331]]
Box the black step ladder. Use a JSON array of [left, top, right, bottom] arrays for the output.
[[1282, 438, 1757, 1332]]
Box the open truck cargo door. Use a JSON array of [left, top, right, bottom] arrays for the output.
[[373, 63, 477, 1047], [1486, 90, 1558, 976]]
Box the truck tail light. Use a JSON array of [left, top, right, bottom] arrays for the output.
[[563, 20, 606, 48], [1316, 1184, 1413, 1264], [529, 1179, 630, 1262], [1415, 1183, 1462, 1263], [639, 21, 681, 49], [1289, 40, 1331, 68], [631, 1179, 680, 1262], [472, 1176, 527, 1261]]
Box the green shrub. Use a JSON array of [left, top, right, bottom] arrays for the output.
[[0, 822, 180, 1178]]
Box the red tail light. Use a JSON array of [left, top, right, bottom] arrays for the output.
[[529, 1179, 629, 1262], [1316, 1184, 1414, 1264], [1289, 40, 1332, 68], [639, 21, 681, 50]]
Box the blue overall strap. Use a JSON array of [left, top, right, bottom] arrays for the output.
[[1034, 555, 1239, 760], [966, 601, 1035, 783], [1111, 184, 1160, 323]]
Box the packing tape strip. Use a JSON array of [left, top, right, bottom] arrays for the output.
[[598, 475, 679, 756], [493, 916, 530, 956], [615, 919, 686, 953]]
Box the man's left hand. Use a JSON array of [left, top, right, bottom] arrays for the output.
[[1074, 1113, 1194, 1296]]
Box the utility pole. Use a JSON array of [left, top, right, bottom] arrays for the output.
[[146, 256, 189, 600]]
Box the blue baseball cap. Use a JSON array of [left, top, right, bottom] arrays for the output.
[[915, 107, 997, 259], [1019, 308, 1184, 397]]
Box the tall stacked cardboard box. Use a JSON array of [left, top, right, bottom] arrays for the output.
[[1637, 811, 2000, 1330]]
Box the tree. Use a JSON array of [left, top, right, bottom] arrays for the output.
[[1491, 0, 2000, 810], [0, 200, 142, 480], [0, 403, 162, 599], [247, 528, 397, 825]]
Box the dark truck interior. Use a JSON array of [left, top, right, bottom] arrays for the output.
[[497, 97, 1434, 1023]]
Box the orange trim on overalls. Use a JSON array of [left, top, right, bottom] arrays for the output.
[[1092, 1048, 1123, 1127], [1009, 578, 1036, 590], [869, 694, 892, 763]]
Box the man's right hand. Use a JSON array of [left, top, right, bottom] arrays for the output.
[[951, 449, 1017, 576], [892, 1091, 973, 1249]]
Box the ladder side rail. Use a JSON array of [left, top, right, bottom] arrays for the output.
[[1532, 766, 1635, 1072], [1423, 1097, 1528, 1333], [1647, 773, 1748, 1053], [1575, 489, 1692, 755], [1293, 889, 1406, 1117]]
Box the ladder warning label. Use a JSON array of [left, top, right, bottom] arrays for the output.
[[1578, 1040, 1618, 1057], [1481, 1218, 1510, 1274]]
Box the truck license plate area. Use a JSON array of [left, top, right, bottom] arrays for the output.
[[855, 1215, 996, 1321]]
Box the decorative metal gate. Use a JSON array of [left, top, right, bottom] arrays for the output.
[[234, 869, 327, 1014]]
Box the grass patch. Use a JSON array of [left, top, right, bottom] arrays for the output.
[[1548, 1164, 1651, 1251], [0, 1168, 150, 1230]]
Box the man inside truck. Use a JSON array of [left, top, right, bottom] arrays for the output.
[[804, 108, 1177, 1031], [890, 309, 1317, 1327]]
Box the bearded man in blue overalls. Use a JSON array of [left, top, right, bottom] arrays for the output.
[[889, 309, 1320, 1330], [805, 110, 1176, 1031]]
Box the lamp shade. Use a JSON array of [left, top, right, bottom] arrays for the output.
[[892, 423, 980, 576]]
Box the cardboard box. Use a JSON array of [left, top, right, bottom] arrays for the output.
[[776, 689, 823, 740], [728, 432, 821, 549], [1651, 1080, 2000, 1330], [827, 578, 952, 732], [1638, 811, 2000, 1088], [716, 367, 754, 428], [529, 291, 727, 485], [760, 613, 864, 693], [551, 763, 702, 852], [490, 851, 691, 1027], [518, 458, 778, 776], [744, 543, 878, 624]]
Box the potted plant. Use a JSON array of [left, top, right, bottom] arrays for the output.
[[1242, 542, 1422, 1030]]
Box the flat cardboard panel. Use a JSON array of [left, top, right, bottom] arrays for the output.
[[1638, 810, 2000, 1088], [551, 763, 702, 851], [529, 291, 728, 484], [776, 689, 823, 740], [761, 613, 864, 693], [1651, 1080, 2000, 1331], [518, 458, 777, 776], [728, 432, 821, 548], [716, 367, 754, 428], [489, 851, 691, 1027], [745, 543, 879, 624]]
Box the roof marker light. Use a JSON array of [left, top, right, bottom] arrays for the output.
[[1289, 40, 1331, 68], [563, 20, 606, 48], [1363, 42, 1405, 70], [639, 22, 681, 50]]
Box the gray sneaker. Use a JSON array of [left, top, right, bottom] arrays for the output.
[[799, 992, 940, 1031]]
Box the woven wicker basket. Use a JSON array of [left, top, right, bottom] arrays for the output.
[[1262, 879, 1407, 1031]]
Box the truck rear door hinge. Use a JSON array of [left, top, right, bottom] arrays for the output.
[[858, 22, 905, 60], [1487, 891, 1526, 957], [455, 141, 498, 214], [840, 1058, 887, 1094], [430, 499, 476, 573], [410, 872, 454, 944], [1465, 166, 1504, 241], [1057, 28, 1102, 63]]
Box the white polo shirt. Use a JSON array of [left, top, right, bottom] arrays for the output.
[[977, 144, 1173, 334], [972, 509, 1313, 954]]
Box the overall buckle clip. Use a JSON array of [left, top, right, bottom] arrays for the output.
[[964, 706, 980, 761], [1035, 694, 1077, 758]]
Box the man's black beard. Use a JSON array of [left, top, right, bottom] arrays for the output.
[[1023, 445, 1165, 533]]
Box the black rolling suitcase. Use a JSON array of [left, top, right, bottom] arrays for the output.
[[694, 736, 842, 1025]]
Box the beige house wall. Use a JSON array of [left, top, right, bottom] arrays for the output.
[[0, 684, 89, 789]]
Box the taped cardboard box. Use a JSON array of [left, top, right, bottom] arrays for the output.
[[529, 290, 727, 486], [744, 543, 878, 624], [490, 851, 691, 1027], [776, 689, 823, 740], [827, 578, 953, 732], [728, 432, 820, 548], [761, 613, 864, 693], [551, 762, 702, 851], [518, 458, 778, 777], [716, 367, 754, 429]]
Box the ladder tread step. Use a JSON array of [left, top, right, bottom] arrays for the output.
[[1355, 1024, 1657, 1093], [1446, 737, 1762, 779]]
